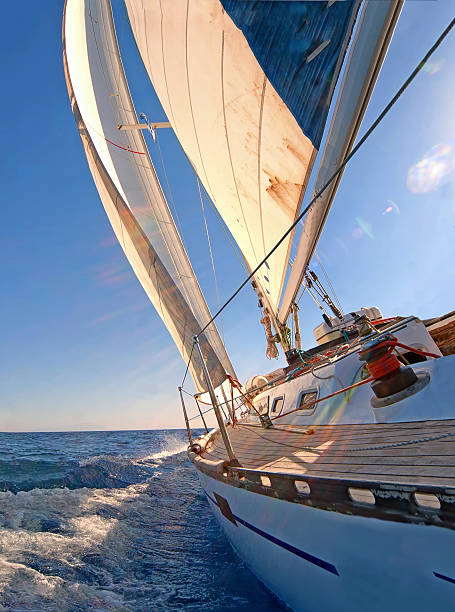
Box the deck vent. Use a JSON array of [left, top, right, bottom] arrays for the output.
[[349, 487, 375, 505], [295, 480, 311, 495], [413, 493, 440, 510]]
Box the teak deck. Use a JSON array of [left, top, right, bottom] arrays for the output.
[[202, 420, 455, 487]]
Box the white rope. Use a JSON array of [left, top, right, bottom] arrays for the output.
[[261, 313, 279, 359], [345, 431, 455, 453]]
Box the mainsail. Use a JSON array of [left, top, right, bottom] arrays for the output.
[[63, 0, 235, 392], [278, 0, 404, 324], [124, 0, 359, 321]]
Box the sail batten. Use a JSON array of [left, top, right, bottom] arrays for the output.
[[125, 0, 359, 318], [63, 0, 234, 392], [278, 0, 404, 324]]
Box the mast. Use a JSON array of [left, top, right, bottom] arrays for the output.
[[293, 304, 302, 351], [278, 0, 404, 325]]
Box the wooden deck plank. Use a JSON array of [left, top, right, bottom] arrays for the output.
[[209, 448, 455, 467], [209, 428, 455, 446], [208, 437, 455, 455], [200, 419, 455, 487], [232, 424, 455, 443], [258, 459, 455, 477]]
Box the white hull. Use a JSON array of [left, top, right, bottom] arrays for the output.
[[197, 470, 455, 611]]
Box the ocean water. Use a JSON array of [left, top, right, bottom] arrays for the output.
[[0, 430, 280, 611]]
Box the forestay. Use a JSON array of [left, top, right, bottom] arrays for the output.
[[63, 0, 235, 392], [125, 0, 359, 318], [278, 0, 404, 324]]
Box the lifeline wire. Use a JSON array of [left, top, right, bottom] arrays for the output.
[[196, 18, 455, 339]]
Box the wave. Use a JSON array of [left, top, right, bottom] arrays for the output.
[[1, 435, 190, 493], [0, 431, 278, 611]]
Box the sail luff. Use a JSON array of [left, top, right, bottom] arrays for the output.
[[63, 0, 235, 392], [278, 0, 404, 325]]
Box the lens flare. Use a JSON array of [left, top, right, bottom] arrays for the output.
[[382, 200, 400, 215], [351, 227, 363, 239], [422, 57, 445, 75], [407, 143, 455, 194], [355, 217, 374, 239]]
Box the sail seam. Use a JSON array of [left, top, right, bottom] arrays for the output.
[[75, 0, 234, 381], [196, 15, 455, 337], [158, 0, 179, 140], [197, 176, 224, 343], [100, 3, 188, 292], [184, 0, 216, 204], [129, 4, 232, 369], [278, 0, 401, 323], [257, 75, 267, 260], [220, 29, 260, 272], [98, 1, 199, 317]]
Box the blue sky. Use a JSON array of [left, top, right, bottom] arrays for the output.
[[1, 1, 454, 432]]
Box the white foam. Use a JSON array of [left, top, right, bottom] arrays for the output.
[[138, 434, 188, 462], [0, 485, 141, 610]]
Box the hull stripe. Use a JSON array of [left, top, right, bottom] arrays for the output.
[[205, 491, 339, 576], [434, 572, 455, 585]]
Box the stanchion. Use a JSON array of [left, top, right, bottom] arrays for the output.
[[178, 386, 193, 446], [193, 336, 239, 465]]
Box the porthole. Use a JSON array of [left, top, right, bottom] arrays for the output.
[[296, 390, 318, 415], [271, 396, 285, 415]]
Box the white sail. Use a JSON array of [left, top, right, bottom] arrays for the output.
[[124, 0, 359, 319], [278, 0, 404, 324], [63, 0, 235, 392]]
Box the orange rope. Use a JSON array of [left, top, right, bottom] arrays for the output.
[[363, 339, 401, 379], [395, 342, 440, 359], [363, 338, 440, 379], [270, 338, 440, 423]]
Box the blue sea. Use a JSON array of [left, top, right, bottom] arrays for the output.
[[0, 430, 280, 611]]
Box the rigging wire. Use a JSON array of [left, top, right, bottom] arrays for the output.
[[91, 3, 196, 315], [314, 251, 344, 316], [197, 176, 224, 342], [305, 270, 342, 319], [306, 284, 331, 318], [181, 342, 195, 388], [155, 131, 187, 250], [203, 189, 249, 274], [296, 279, 308, 306], [195, 18, 455, 339]]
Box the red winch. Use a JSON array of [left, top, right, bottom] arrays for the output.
[[358, 334, 438, 398]]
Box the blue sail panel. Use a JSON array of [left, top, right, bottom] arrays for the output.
[[220, 0, 357, 148]]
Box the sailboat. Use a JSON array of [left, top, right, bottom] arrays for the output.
[[63, 1, 455, 609]]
